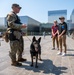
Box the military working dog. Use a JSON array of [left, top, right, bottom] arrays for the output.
[[30, 36, 41, 68]]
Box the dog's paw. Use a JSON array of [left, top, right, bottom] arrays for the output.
[[35, 65, 38, 68], [39, 59, 42, 61], [30, 64, 33, 67]]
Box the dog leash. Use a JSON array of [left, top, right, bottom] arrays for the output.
[[26, 35, 32, 42]]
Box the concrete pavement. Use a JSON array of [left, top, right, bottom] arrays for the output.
[[0, 36, 74, 75]]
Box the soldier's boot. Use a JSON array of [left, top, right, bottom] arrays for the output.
[[11, 61, 22, 66], [18, 58, 27, 62]]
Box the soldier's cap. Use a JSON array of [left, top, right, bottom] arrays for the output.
[[12, 3, 22, 9], [59, 16, 65, 20]]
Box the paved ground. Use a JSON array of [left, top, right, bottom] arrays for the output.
[[0, 36, 74, 75]]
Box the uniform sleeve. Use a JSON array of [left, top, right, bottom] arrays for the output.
[[6, 14, 22, 29]]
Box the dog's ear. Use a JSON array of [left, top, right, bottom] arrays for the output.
[[32, 36, 36, 42], [38, 37, 41, 43]]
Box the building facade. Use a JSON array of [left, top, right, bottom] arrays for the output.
[[48, 10, 67, 23], [70, 9, 74, 30], [19, 16, 40, 34], [67, 9, 74, 36], [70, 9, 74, 23], [40, 23, 53, 34], [0, 16, 41, 34], [0, 17, 7, 31]]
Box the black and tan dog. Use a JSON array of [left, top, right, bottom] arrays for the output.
[[30, 36, 42, 68]]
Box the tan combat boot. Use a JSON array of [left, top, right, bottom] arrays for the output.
[[11, 61, 22, 66], [18, 58, 27, 62]]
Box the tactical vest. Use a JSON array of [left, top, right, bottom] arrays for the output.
[[14, 13, 22, 25], [7, 12, 22, 28], [7, 12, 22, 41]]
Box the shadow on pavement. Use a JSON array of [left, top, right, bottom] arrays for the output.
[[19, 59, 67, 75], [66, 49, 74, 56], [67, 49, 74, 51], [66, 54, 74, 56]]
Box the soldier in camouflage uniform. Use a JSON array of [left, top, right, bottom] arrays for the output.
[[6, 4, 27, 66]]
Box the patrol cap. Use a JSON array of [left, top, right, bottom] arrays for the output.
[[59, 16, 65, 20], [12, 3, 22, 9]]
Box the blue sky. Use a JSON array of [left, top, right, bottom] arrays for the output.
[[0, 0, 74, 22]]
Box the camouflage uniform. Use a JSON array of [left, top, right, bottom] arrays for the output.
[[6, 11, 24, 63]]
